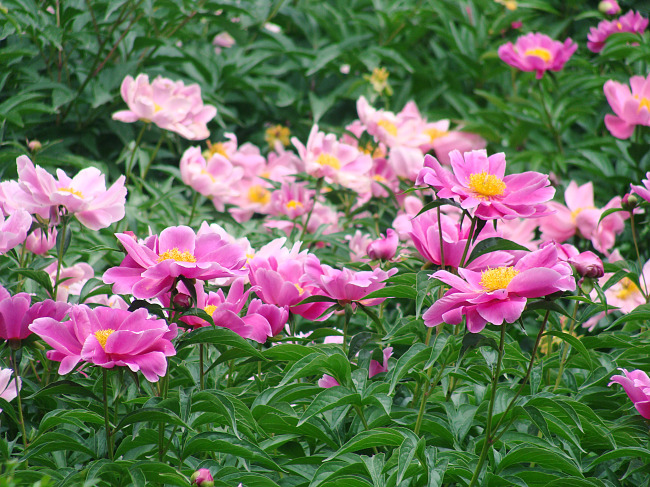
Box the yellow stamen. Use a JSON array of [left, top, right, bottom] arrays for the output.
[[204, 305, 218, 316], [373, 174, 387, 183], [377, 119, 398, 136], [200, 169, 216, 182], [294, 283, 305, 295], [425, 127, 448, 141], [286, 200, 303, 210], [248, 185, 271, 205], [154, 102, 162, 113], [245, 252, 255, 260], [264, 124, 291, 147], [95, 329, 115, 349], [570, 206, 596, 221], [480, 266, 519, 292], [157, 248, 197, 263], [58, 187, 84, 198], [524, 47, 552, 62], [616, 21, 623, 30], [634, 95, 650, 112], [203, 141, 229, 160], [616, 278, 639, 300], [468, 171, 506, 198], [315, 153, 341, 170]]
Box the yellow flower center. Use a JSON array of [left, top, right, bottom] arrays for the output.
[[315, 153, 341, 170], [265, 125, 291, 147], [634, 95, 650, 112], [286, 200, 303, 210], [58, 187, 84, 198], [204, 305, 218, 316], [248, 185, 271, 205], [377, 119, 398, 136], [373, 174, 387, 183], [570, 206, 596, 221], [154, 102, 162, 113], [524, 47, 552, 62], [203, 141, 229, 159], [480, 266, 519, 292], [95, 329, 115, 349], [616, 278, 640, 300], [294, 283, 305, 295], [157, 248, 197, 263], [616, 21, 623, 30], [200, 169, 216, 182], [425, 127, 448, 141], [468, 171, 506, 198]]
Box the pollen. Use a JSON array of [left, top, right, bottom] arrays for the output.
[[264, 124, 291, 147], [203, 141, 229, 159], [480, 266, 519, 292], [524, 47, 552, 63], [373, 174, 387, 183], [248, 185, 271, 205], [468, 171, 506, 198], [157, 248, 197, 263], [616, 278, 639, 300], [425, 127, 448, 141], [570, 206, 595, 221], [634, 95, 650, 113], [315, 153, 341, 170], [286, 200, 303, 210], [58, 187, 84, 198], [204, 305, 218, 317], [377, 119, 398, 137], [294, 283, 305, 295], [95, 329, 115, 349], [200, 169, 216, 182], [154, 102, 162, 113]]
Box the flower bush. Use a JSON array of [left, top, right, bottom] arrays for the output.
[[1, 1, 650, 486]]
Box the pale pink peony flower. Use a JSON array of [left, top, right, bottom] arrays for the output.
[[498, 33, 577, 79], [498, 217, 539, 250], [0, 368, 20, 413], [609, 368, 650, 419], [213, 32, 235, 54], [25, 227, 57, 255], [30, 305, 176, 382], [0, 210, 31, 254], [103, 226, 247, 299], [16, 156, 126, 230], [631, 171, 650, 203], [417, 150, 554, 220], [305, 254, 397, 306], [45, 262, 94, 302], [423, 245, 575, 333], [206, 134, 267, 175], [599, 1, 621, 15], [429, 131, 487, 166], [345, 230, 373, 263], [367, 229, 398, 261], [112, 74, 216, 140], [587, 11, 648, 53], [369, 347, 393, 377], [268, 182, 314, 220], [392, 196, 424, 240], [247, 238, 332, 320], [604, 74, 650, 139], [0, 285, 69, 341]]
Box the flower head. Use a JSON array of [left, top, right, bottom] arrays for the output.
[[367, 229, 398, 261], [604, 74, 650, 139], [498, 33, 577, 79], [191, 468, 214, 487], [609, 368, 650, 419], [0, 368, 20, 413], [0, 210, 31, 254], [588, 11, 648, 53]]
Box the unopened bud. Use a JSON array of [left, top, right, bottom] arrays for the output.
[[173, 293, 192, 310], [622, 193, 639, 211], [598, 0, 621, 15], [28, 140, 42, 152], [569, 251, 604, 279], [190, 468, 214, 487]]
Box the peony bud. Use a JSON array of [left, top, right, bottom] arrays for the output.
[[25, 227, 57, 255], [622, 193, 639, 211], [28, 140, 42, 152], [569, 251, 604, 279], [190, 468, 214, 487], [598, 0, 621, 15], [366, 229, 398, 261], [172, 292, 193, 310]]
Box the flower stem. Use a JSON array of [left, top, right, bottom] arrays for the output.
[[53, 216, 68, 301], [10, 348, 27, 450], [467, 323, 507, 487], [199, 343, 205, 390], [188, 191, 200, 227], [298, 178, 323, 243], [553, 302, 579, 391], [630, 211, 649, 301], [342, 304, 352, 356], [459, 217, 477, 268], [140, 133, 165, 182], [102, 368, 114, 461], [537, 80, 564, 155], [125, 123, 147, 187]]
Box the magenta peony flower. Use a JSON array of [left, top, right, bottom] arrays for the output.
[[15, 155, 126, 230], [416, 150, 554, 220], [103, 226, 247, 299], [0, 285, 69, 342], [0, 209, 31, 254], [369, 347, 393, 377], [191, 468, 214, 487], [29, 305, 177, 382], [609, 368, 650, 419], [318, 374, 341, 388], [423, 245, 575, 333], [631, 171, 650, 203], [498, 33, 577, 79], [305, 254, 397, 306], [112, 74, 216, 140], [588, 11, 648, 53], [568, 251, 604, 278], [604, 74, 650, 139], [367, 229, 398, 261], [0, 368, 20, 413]]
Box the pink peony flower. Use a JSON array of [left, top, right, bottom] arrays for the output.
[[345, 230, 372, 263], [213, 32, 235, 54], [498, 33, 577, 79], [0, 285, 69, 341], [369, 347, 393, 377], [16, 156, 126, 230], [103, 226, 247, 299], [568, 251, 604, 278], [191, 468, 214, 487], [599, 1, 621, 15], [305, 254, 397, 306], [587, 11, 648, 53], [429, 131, 487, 166], [604, 74, 650, 139], [29, 305, 177, 382], [631, 171, 650, 203], [0, 368, 20, 413], [423, 245, 575, 333], [392, 196, 424, 240], [367, 229, 398, 261], [25, 227, 57, 255], [609, 368, 650, 419], [416, 150, 554, 220], [318, 374, 341, 388], [45, 261, 94, 302], [268, 182, 314, 220], [112, 74, 216, 140], [0, 210, 31, 254]]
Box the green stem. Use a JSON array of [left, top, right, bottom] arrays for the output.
[[630, 211, 649, 301], [53, 216, 68, 301], [459, 217, 477, 268], [102, 368, 114, 461], [492, 309, 550, 440], [188, 192, 199, 226], [437, 204, 446, 271], [342, 304, 352, 356], [10, 348, 27, 449], [553, 302, 579, 391], [467, 323, 507, 487], [537, 79, 564, 155], [125, 123, 147, 187], [140, 133, 165, 183], [298, 178, 323, 242], [199, 343, 204, 391]]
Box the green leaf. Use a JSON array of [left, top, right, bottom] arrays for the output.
[[113, 407, 190, 433], [465, 237, 529, 265], [298, 387, 361, 426], [544, 331, 592, 370], [176, 327, 265, 359], [183, 432, 282, 471], [362, 285, 417, 300], [13, 268, 54, 297], [496, 445, 582, 477], [27, 380, 100, 401], [326, 428, 409, 460], [584, 447, 650, 471]]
